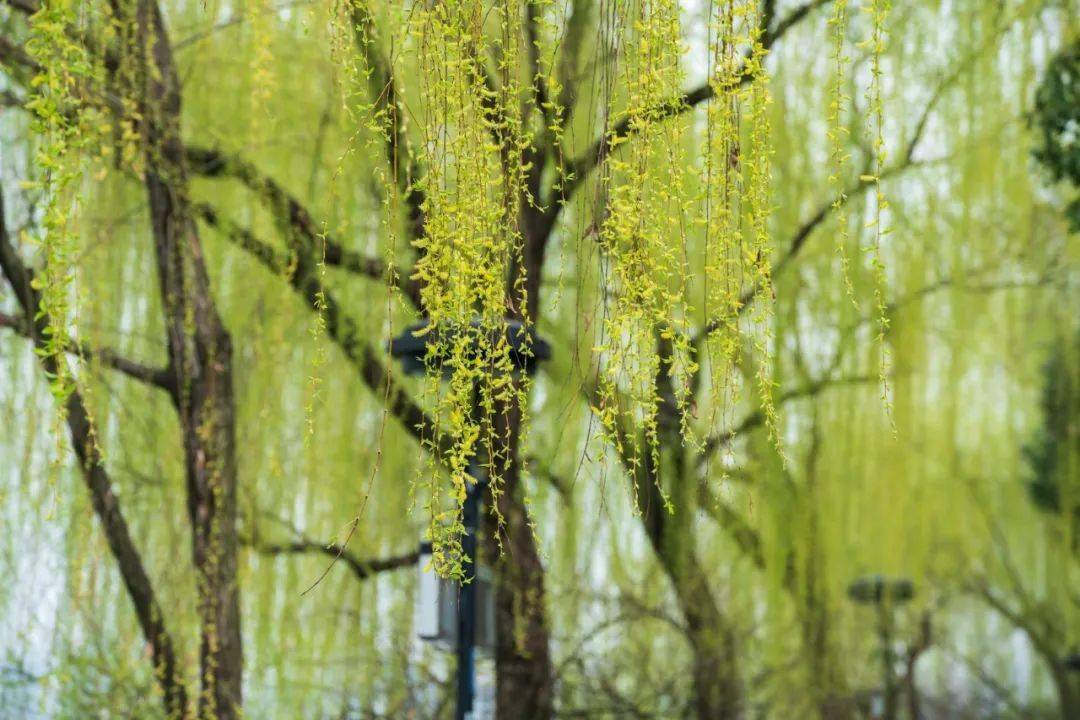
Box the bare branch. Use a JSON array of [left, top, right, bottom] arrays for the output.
[[0, 311, 173, 391], [186, 146, 422, 307], [525, 454, 574, 501], [0, 34, 39, 74], [192, 203, 288, 273], [194, 204, 453, 459], [769, 0, 831, 42], [1, 0, 38, 16], [0, 190, 188, 718], [697, 483, 764, 570], [1, 88, 23, 108], [697, 374, 874, 464], [250, 538, 418, 584], [172, 0, 312, 51]]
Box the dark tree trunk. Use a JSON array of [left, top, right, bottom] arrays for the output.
[[130, 2, 243, 716], [802, 427, 854, 720], [676, 549, 742, 720], [634, 338, 743, 720], [478, 194, 557, 720], [1051, 663, 1080, 720], [642, 479, 742, 720], [484, 352, 554, 719], [484, 413, 555, 719]]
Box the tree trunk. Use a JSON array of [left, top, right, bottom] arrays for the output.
[[472, 179, 560, 720], [801, 425, 854, 720], [675, 549, 742, 720], [131, 2, 243, 716], [634, 338, 743, 719], [485, 392, 555, 720], [631, 454, 741, 719], [1051, 663, 1080, 720]]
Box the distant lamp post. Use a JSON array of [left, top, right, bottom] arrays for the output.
[[392, 318, 550, 720], [848, 575, 915, 720]]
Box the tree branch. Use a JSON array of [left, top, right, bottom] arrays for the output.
[[721, 25, 1002, 327], [250, 538, 418, 584], [194, 204, 453, 459], [348, 2, 426, 244], [1, 88, 23, 108], [697, 373, 875, 465], [0, 34, 39, 74], [696, 152, 941, 342], [0, 190, 188, 718], [524, 0, 551, 128], [1, 0, 38, 16], [186, 146, 422, 307], [697, 483, 764, 570], [553, 0, 592, 123], [0, 310, 173, 391]]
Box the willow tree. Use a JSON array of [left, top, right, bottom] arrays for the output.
[[0, 1, 1076, 719]]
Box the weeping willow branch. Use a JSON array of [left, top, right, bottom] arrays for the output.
[[347, 1, 426, 243], [194, 204, 453, 459], [770, 160, 930, 279], [524, 0, 550, 128], [186, 146, 422, 307], [0, 29, 125, 116], [0, 58, 412, 301], [554, 0, 831, 206], [0, 191, 188, 718], [697, 373, 876, 464], [722, 24, 1012, 330], [0, 310, 173, 391], [835, 266, 1064, 342], [690, 155, 939, 347], [171, 0, 313, 51]]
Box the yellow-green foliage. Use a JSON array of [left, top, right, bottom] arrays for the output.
[[23, 0, 108, 472]]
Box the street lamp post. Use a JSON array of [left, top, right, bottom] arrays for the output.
[[391, 319, 550, 720], [848, 575, 915, 720]]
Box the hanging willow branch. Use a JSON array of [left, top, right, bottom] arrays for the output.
[[553, 0, 833, 207]]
